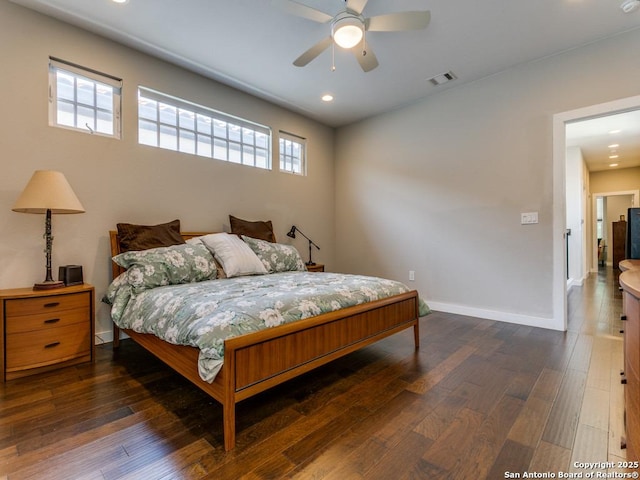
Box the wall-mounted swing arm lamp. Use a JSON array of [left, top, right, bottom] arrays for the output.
[[12, 170, 85, 290], [287, 225, 320, 266]]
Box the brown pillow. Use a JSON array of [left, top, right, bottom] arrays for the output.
[[229, 215, 275, 242], [117, 219, 185, 252]]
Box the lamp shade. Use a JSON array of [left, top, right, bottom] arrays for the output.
[[12, 170, 85, 214]]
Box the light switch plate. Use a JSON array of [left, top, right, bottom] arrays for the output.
[[521, 212, 539, 225]]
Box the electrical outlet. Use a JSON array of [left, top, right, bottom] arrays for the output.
[[521, 212, 538, 225], [409, 270, 415, 281]]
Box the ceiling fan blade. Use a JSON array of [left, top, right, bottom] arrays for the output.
[[272, 0, 333, 23], [347, 0, 369, 15], [352, 42, 378, 72], [293, 36, 333, 67], [366, 11, 431, 32]]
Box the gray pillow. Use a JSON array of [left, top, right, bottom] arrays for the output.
[[113, 243, 217, 293], [242, 235, 306, 273]]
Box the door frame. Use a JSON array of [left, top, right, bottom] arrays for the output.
[[590, 191, 639, 271], [553, 94, 640, 331]]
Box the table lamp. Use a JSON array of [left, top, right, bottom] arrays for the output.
[[287, 225, 320, 265], [12, 170, 85, 290]]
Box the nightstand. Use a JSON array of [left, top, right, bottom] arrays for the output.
[[0, 284, 95, 382], [306, 263, 325, 272]]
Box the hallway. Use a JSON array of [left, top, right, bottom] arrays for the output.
[[560, 265, 626, 469]]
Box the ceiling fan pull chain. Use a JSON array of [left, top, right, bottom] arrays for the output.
[[331, 42, 336, 71], [363, 29, 367, 56]]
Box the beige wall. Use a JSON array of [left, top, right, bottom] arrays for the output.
[[0, 2, 336, 339], [591, 167, 640, 194], [335, 28, 640, 327]]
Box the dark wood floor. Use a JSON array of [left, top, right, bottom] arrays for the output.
[[0, 267, 628, 479]]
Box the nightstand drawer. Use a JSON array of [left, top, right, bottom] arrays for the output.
[[6, 323, 91, 371], [306, 263, 325, 272], [5, 292, 89, 317], [6, 307, 88, 334]]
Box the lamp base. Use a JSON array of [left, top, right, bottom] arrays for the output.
[[305, 261, 316, 266], [33, 280, 65, 290]]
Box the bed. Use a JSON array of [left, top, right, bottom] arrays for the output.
[[108, 229, 427, 451]]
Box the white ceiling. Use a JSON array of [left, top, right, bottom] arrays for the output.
[[9, 0, 640, 170], [566, 110, 640, 172]]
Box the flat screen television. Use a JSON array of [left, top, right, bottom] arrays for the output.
[[626, 207, 640, 259]]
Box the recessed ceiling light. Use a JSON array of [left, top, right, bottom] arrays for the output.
[[609, 155, 619, 159], [608, 144, 619, 148], [321, 94, 334, 102], [610, 163, 619, 167], [609, 129, 622, 134], [112, 0, 128, 4]]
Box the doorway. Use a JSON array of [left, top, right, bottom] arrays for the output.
[[591, 191, 638, 270], [553, 94, 640, 331]]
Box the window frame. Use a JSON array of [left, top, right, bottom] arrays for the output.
[[48, 57, 122, 139], [279, 131, 307, 176], [138, 86, 272, 170]]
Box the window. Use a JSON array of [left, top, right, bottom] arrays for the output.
[[279, 132, 306, 175], [48, 58, 122, 138], [138, 87, 271, 169]]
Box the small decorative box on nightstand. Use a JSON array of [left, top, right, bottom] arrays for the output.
[[306, 263, 325, 272], [0, 284, 95, 382]]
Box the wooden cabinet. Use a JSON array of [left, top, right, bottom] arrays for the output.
[[613, 220, 627, 269], [619, 268, 640, 461], [0, 284, 94, 381], [306, 263, 325, 272]]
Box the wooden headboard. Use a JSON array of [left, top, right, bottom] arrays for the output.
[[109, 231, 213, 280]]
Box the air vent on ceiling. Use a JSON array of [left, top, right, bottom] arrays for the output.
[[428, 71, 457, 86]]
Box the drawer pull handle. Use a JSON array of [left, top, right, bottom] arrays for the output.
[[44, 342, 60, 349], [44, 302, 60, 308], [44, 318, 60, 324]]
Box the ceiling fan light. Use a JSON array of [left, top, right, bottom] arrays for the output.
[[621, 0, 640, 13], [332, 17, 364, 49]]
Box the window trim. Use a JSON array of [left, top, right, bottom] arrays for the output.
[[138, 86, 272, 170], [48, 57, 122, 139], [279, 131, 306, 176]]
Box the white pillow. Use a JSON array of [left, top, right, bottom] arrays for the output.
[[198, 233, 267, 278]]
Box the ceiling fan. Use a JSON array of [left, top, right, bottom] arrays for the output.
[[273, 0, 431, 72]]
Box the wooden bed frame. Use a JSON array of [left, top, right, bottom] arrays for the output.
[[109, 231, 421, 451]]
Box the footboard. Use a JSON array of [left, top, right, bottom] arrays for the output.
[[226, 291, 419, 397], [219, 290, 420, 449]]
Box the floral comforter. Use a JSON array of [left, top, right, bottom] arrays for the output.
[[105, 271, 430, 382]]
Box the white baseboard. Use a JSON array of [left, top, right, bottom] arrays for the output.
[[425, 300, 563, 331], [567, 277, 585, 289]]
